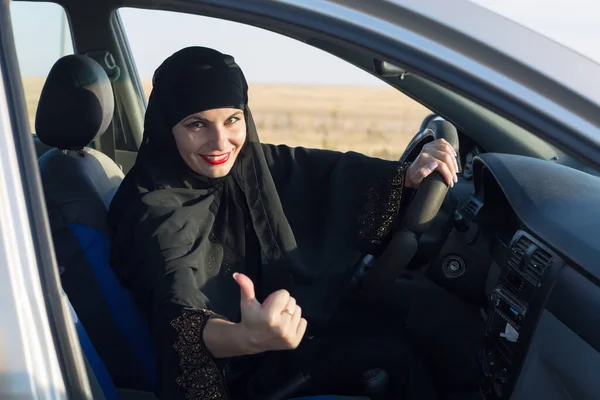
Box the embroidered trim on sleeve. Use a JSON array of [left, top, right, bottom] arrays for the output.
[[170, 308, 228, 400], [357, 162, 411, 246]]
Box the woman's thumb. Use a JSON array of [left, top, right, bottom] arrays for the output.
[[233, 273, 259, 304]]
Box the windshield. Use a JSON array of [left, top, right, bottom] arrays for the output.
[[470, 0, 600, 64]]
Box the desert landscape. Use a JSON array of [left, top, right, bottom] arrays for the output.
[[23, 77, 431, 160]]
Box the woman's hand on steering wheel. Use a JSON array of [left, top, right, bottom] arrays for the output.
[[233, 272, 307, 354], [405, 138, 458, 189]]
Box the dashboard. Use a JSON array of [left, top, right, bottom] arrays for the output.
[[434, 152, 600, 399]]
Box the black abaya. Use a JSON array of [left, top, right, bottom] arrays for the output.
[[108, 47, 419, 400]]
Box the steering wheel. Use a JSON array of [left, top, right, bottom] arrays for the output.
[[361, 116, 459, 292]]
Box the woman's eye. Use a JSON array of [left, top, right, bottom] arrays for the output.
[[226, 117, 240, 125], [187, 121, 205, 130]]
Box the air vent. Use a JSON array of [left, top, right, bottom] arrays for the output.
[[464, 198, 482, 216], [525, 247, 553, 280], [508, 235, 533, 270]]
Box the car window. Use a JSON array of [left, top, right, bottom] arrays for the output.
[[118, 8, 431, 160], [10, 1, 74, 132]]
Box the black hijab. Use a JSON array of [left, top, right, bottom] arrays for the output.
[[108, 45, 411, 334]]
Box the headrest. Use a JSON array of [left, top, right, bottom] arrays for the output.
[[36, 55, 115, 150]]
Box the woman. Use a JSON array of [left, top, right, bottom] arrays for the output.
[[108, 47, 460, 399]]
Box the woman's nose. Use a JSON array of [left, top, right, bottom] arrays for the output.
[[208, 126, 228, 149]]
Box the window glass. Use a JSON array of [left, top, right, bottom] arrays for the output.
[[119, 8, 431, 159]]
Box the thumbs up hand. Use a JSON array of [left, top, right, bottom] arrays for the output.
[[233, 273, 308, 354]]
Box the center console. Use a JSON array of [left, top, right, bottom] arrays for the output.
[[480, 230, 560, 399]]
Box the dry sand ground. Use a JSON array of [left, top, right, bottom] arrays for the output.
[[24, 78, 431, 160]]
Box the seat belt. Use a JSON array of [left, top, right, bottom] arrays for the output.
[[86, 51, 121, 165]]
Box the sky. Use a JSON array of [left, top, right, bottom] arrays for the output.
[[9, 0, 600, 86]]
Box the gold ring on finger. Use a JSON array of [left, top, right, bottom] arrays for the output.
[[283, 308, 294, 316]]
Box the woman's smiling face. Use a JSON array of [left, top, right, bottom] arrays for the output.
[[172, 108, 247, 178]]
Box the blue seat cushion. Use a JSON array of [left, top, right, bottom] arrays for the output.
[[69, 299, 120, 400], [55, 221, 156, 391]]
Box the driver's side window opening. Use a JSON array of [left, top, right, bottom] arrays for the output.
[[118, 8, 431, 160], [10, 1, 74, 132]]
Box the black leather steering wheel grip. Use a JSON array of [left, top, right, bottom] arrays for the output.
[[360, 118, 459, 294], [403, 119, 459, 234]]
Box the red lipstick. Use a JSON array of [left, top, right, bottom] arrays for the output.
[[200, 152, 231, 165]]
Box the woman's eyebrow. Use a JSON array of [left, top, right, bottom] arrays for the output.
[[184, 115, 208, 124], [228, 111, 243, 119]]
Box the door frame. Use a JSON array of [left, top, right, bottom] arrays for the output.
[[0, 0, 91, 397]]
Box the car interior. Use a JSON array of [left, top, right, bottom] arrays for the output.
[[6, 0, 600, 400]]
